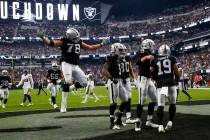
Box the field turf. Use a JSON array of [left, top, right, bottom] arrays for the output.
[[0, 87, 210, 112]]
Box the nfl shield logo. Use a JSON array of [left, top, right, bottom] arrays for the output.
[[84, 7, 96, 20]]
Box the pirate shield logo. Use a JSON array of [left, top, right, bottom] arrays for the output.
[[84, 7, 96, 20]]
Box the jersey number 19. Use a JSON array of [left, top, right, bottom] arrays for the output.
[[157, 59, 172, 75]]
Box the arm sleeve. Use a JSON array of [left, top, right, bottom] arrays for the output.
[[17, 75, 24, 87], [29, 75, 34, 89]]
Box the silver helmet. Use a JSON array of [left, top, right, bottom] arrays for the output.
[[158, 44, 171, 56], [111, 43, 127, 57], [66, 28, 80, 43], [52, 62, 58, 71], [2, 70, 8, 76], [140, 39, 155, 53]]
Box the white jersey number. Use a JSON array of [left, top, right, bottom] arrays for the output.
[[67, 44, 80, 54], [157, 59, 172, 75]]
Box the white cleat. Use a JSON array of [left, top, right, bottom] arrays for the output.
[[112, 125, 120, 130], [135, 121, 142, 132], [20, 103, 24, 106], [146, 121, 159, 128], [126, 118, 137, 124], [165, 121, 173, 131], [95, 98, 99, 102], [2, 104, 5, 108], [81, 100, 87, 104], [60, 108, 67, 113], [53, 104, 58, 109], [158, 125, 165, 133], [27, 103, 33, 106]]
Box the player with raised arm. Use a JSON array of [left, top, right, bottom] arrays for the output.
[[152, 44, 180, 133], [102, 43, 130, 130], [46, 62, 62, 109], [0, 70, 12, 108], [135, 39, 158, 132], [17, 70, 34, 106], [38, 28, 109, 112]]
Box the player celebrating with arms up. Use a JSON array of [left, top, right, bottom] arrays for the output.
[[0, 70, 12, 108], [152, 44, 180, 133], [47, 62, 62, 109], [38, 28, 109, 112]]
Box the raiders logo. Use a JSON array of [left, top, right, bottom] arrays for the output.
[[84, 7, 96, 20]]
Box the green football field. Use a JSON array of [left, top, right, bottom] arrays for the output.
[[0, 87, 210, 112]]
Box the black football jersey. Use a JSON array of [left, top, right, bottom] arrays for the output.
[[135, 51, 152, 78], [153, 56, 177, 88], [106, 55, 120, 78], [0, 75, 11, 88], [120, 56, 131, 79], [47, 69, 62, 84], [60, 38, 82, 65]]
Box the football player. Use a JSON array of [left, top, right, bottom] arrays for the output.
[[152, 44, 180, 133], [17, 70, 34, 106], [118, 45, 136, 124], [177, 63, 192, 101], [81, 73, 99, 103], [46, 62, 62, 109], [38, 28, 109, 113], [135, 39, 158, 132], [0, 70, 12, 108], [102, 43, 128, 130]]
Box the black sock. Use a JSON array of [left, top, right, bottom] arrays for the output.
[[182, 90, 191, 99], [0, 98, 3, 102], [148, 102, 156, 116], [3, 99, 8, 104], [27, 95, 32, 103], [177, 89, 179, 100], [136, 104, 144, 118], [23, 94, 27, 103], [51, 96, 56, 104], [169, 104, 176, 122], [125, 98, 131, 113], [157, 106, 164, 125], [110, 103, 117, 124]]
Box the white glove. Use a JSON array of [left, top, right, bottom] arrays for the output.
[[100, 38, 110, 46], [57, 79, 61, 84]]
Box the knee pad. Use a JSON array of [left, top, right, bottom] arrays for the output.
[[62, 84, 70, 92]]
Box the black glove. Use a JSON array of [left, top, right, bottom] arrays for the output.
[[112, 78, 118, 84], [122, 79, 127, 85]]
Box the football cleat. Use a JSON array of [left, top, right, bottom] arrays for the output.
[[27, 103, 33, 106], [115, 119, 126, 127], [158, 125, 165, 133], [60, 108, 67, 113], [95, 98, 99, 102], [81, 100, 87, 103], [2, 104, 5, 108], [165, 121, 173, 131], [135, 121, 142, 132], [112, 125, 121, 130], [53, 104, 58, 109], [20, 103, 24, 106], [146, 121, 159, 128], [126, 118, 137, 124]]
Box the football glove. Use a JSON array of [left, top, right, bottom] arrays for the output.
[[100, 38, 110, 46], [37, 30, 45, 39]]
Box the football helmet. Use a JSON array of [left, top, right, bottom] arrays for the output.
[[140, 39, 155, 53], [158, 44, 171, 56], [111, 43, 127, 58], [2, 70, 8, 76], [66, 28, 80, 43], [52, 62, 58, 71]]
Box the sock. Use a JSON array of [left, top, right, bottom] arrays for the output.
[[136, 104, 144, 119], [177, 89, 179, 100], [23, 94, 27, 103], [147, 102, 156, 118], [169, 104, 176, 122], [125, 98, 131, 115], [110, 103, 117, 124], [84, 94, 89, 102], [51, 96, 56, 104], [157, 106, 164, 125], [3, 99, 8, 104], [182, 90, 191, 99], [27, 95, 32, 103], [92, 93, 98, 100], [117, 102, 127, 121]]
